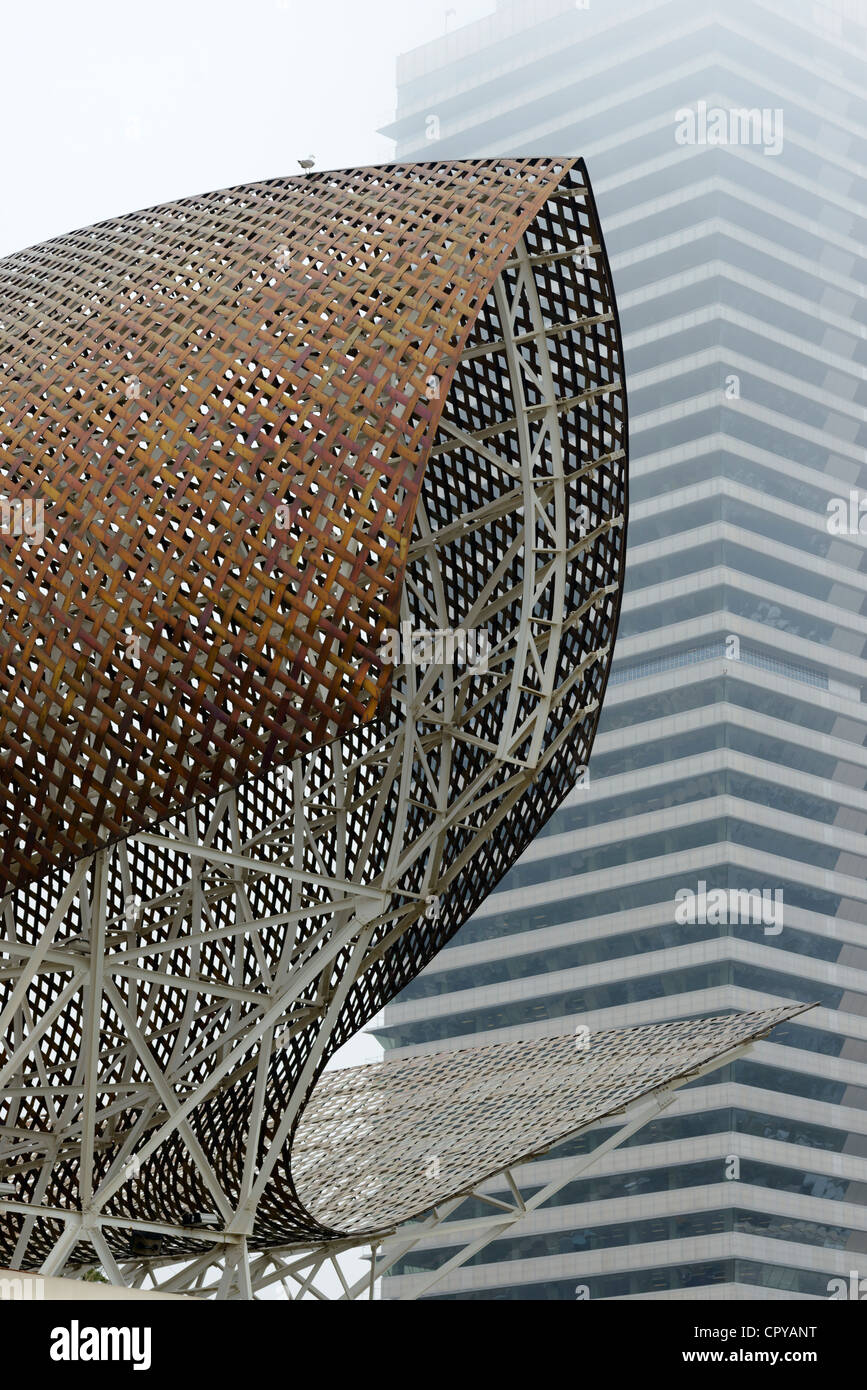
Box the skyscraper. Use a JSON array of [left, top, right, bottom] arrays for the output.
[[376, 0, 867, 1299]]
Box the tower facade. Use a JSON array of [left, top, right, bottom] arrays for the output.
[[378, 0, 867, 1299]]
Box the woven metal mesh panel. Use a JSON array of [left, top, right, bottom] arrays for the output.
[[0, 159, 571, 893], [293, 1006, 811, 1236], [0, 158, 629, 1266]]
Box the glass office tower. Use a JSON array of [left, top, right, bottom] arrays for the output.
[[375, 0, 867, 1299]]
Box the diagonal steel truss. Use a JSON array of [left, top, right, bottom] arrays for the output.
[[89, 1033, 764, 1301], [0, 173, 628, 1284]]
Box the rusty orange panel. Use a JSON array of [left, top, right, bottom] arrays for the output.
[[0, 159, 575, 893]]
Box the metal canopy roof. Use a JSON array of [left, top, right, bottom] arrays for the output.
[[294, 1003, 813, 1240]]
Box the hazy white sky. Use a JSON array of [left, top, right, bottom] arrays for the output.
[[0, 0, 495, 257]]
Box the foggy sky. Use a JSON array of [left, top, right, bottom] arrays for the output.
[[0, 0, 495, 258]]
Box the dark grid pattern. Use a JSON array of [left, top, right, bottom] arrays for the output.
[[0, 159, 629, 1267], [292, 1006, 811, 1236]]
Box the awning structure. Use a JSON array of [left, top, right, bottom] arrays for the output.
[[227, 1003, 812, 1300], [294, 1005, 813, 1239]]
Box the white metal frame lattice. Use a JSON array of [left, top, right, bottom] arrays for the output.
[[0, 194, 626, 1290]]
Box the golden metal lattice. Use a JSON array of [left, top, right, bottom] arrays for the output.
[[0, 158, 634, 1273], [0, 159, 575, 893]]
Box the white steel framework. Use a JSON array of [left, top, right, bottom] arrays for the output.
[[0, 162, 634, 1290]]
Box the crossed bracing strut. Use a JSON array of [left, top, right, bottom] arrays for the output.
[[0, 183, 625, 1280]]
